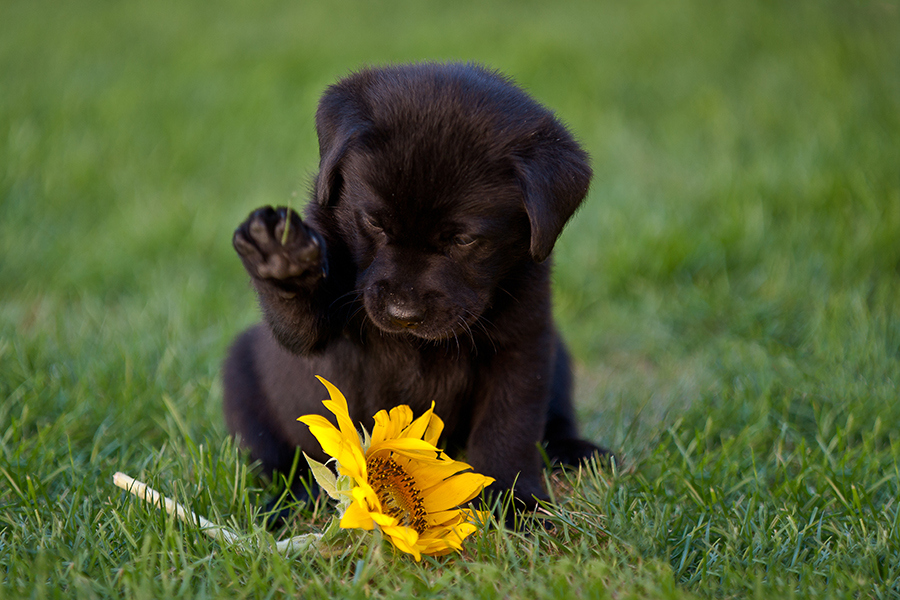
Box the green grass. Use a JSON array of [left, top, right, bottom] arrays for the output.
[[2, 0, 899, 597]]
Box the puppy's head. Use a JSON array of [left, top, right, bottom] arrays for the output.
[[311, 63, 591, 340]]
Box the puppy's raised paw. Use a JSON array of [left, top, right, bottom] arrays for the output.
[[233, 206, 327, 284]]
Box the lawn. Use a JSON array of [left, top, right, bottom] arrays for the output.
[[2, 0, 899, 597]]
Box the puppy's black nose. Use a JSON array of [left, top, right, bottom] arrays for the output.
[[386, 302, 425, 329]]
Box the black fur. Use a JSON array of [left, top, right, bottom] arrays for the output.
[[224, 62, 603, 512]]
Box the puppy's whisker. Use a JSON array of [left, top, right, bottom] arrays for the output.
[[458, 309, 496, 354], [348, 307, 367, 328], [484, 328, 498, 354], [329, 289, 362, 311], [344, 296, 367, 320], [459, 315, 477, 356], [496, 285, 521, 305], [476, 321, 498, 354], [475, 312, 498, 332]]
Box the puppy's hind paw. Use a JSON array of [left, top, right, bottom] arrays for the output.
[[233, 206, 327, 284]]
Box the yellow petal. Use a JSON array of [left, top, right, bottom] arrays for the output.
[[422, 412, 444, 447], [417, 531, 462, 554], [318, 427, 366, 481], [299, 418, 344, 456], [321, 400, 355, 440], [297, 413, 338, 432], [422, 472, 493, 513], [340, 500, 375, 530], [370, 409, 391, 445], [388, 404, 414, 428], [419, 536, 460, 554], [316, 376, 361, 446], [421, 546, 455, 557], [298, 411, 367, 480], [400, 402, 434, 440], [420, 521, 477, 551], [315, 376, 349, 413], [424, 507, 489, 529], [371, 405, 412, 445], [381, 524, 422, 561], [403, 458, 473, 491], [424, 508, 468, 527], [449, 521, 478, 541], [370, 511, 399, 528], [352, 481, 380, 506], [339, 485, 378, 530], [368, 437, 441, 457], [447, 522, 478, 547], [341, 450, 368, 480]]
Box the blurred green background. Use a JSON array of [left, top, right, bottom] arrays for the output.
[[4, 0, 897, 444], [2, 0, 899, 596]]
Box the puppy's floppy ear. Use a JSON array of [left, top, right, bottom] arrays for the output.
[[514, 120, 592, 262], [313, 79, 366, 207], [314, 131, 352, 207]]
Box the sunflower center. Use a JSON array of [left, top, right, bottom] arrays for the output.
[[366, 455, 428, 534]]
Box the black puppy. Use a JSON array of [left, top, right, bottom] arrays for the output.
[[223, 62, 601, 513]]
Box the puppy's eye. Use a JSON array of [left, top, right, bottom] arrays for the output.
[[362, 213, 383, 232], [453, 234, 478, 247]]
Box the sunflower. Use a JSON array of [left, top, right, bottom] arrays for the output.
[[298, 376, 494, 560]]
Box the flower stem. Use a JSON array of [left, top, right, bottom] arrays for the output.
[[112, 471, 346, 556], [113, 472, 242, 544]]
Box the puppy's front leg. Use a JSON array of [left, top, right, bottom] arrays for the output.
[[233, 206, 332, 354], [466, 357, 551, 512]]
